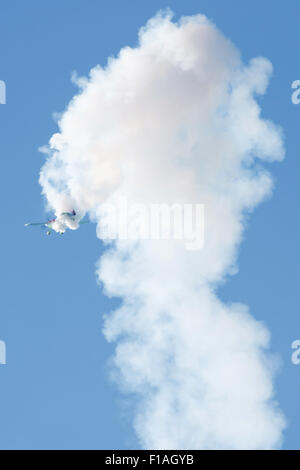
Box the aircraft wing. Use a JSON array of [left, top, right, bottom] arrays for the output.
[[24, 222, 46, 226]]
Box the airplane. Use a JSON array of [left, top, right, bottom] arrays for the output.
[[25, 210, 88, 235]]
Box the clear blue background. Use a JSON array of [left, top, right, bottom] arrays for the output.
[[0, 0, 299, 449]]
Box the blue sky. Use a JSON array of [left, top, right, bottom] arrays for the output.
[[0, 0, 299, 449]]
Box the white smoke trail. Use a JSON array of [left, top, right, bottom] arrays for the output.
[[39, 11, 286, 449]]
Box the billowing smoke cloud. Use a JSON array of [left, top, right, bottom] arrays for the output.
[[39, 11, 286, 449]]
